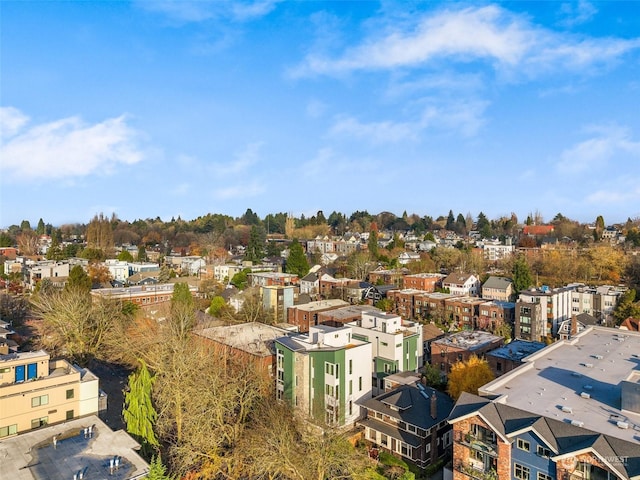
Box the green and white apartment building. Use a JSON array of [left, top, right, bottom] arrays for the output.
[[347, 311, 423, 395], [275, 324, 372, 427]]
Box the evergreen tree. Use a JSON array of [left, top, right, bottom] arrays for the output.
[[20, 220, 32, 231], [123, 361, 159, 458], [147, 455, 174, 480], [368, 223, 379, 259], [244, 225, 265, 264], [285, 238, 310, 277], [137, 245, 148, 262], [117, 250, 134, 262], [66, 265, 92, 293], [36, 218, 46, 235], [445, 210, 455, 231], [512, 255, 533, 293]]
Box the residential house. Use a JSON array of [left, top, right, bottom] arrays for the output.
[[431, 331, 503, 377], [442, 273, 481, 297], [363, 284, 398, 305], [0, 350, 101, 437], [481, 276, 515, 302], [368, 268, 408, 288], [275, 325, 372, 427], [300, 270, 320, 297], [26, 261, 70, 290], [522, 224, 555, 237], [347, 311, 423, 395], [481, 241, 515, 262], [556, 312, 598, 340], [386, 289, 427, 320], [286, 299, 350, 333], [449, 327, 640, 480], [104, 259, 130, 282], [619, 316, 640, 331], [359, 382, 454, 469], [397, 252, 421, 265]]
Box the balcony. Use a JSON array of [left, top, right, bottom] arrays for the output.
[[454, 431, 498, 457], [453, 460, 498, 480]]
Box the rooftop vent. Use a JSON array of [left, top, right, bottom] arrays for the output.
[[571, 420, 584, 427], [617, 421, 629, 429], [583, 363, 594, 368], [562, 406, 573, 413], [592, 355, 604, 360], [580, 392, 591, 399]]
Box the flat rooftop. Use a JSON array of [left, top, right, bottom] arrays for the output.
[[486, 340, 546, 361], [292, 299, 349, 312], [433, 330, 502, 350], [0, 415, 149, 480], [195, 322, 292, 357], [479, 326, 640, 444]]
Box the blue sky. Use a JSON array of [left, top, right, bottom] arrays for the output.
[[1, 1, 640, 228]]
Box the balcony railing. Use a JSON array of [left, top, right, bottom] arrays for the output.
[[454, 431, 498, 457], [453, 461, 498, 480]]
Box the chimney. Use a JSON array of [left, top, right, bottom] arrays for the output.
[[430, 391, 438, 419], [570, 315, 577, 337]]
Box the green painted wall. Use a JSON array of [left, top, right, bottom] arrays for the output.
[[403, 334, 419, 371], [309, 349, 346, 425]]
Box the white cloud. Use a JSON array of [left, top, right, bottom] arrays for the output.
[[138, 0, 280, 23], [558, 0, 598, 27], [586, 179, 640, 205], [328, 98, 488, 144], [0, 106, 29, 138], [213, 180, 265, 200], [557, 125, 640, 173], [210, 142, 263, 175], [291, 5, 640, 79], [0, 108, 144, 182]]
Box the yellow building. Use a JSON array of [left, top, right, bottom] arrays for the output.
[[0, 350, 100, 438]]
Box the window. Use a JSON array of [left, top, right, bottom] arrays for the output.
[[537, 473, 552, 480], [514, 463, 530, 480], [31, 417, 48, 429], [496, 362, 502, 372], [66, 389, 74, 399], [31, 395, 49, 408], [359, 376, 362, 391], [517, 439, 530, 451], [380, 433, 388, 446], [349, 380, 352, 395], [537, 446, 551, 458], [349, 359, 352, 374], [66, 410, 74, 420], [0, 424, 17, 438], [381, 341, 388, 347]]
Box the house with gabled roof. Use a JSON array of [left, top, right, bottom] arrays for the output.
[[443, 273, 481, 297], [481, 276, 515, 302]]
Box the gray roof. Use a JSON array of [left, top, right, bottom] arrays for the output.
[[360, 383, 454, 430], [482, 276, 513, 290], [449, 392, 640, 478]]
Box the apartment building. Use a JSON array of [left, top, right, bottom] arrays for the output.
[[448, 326, 640, 480], [477, 301, 515, 332], [249, 272, 299, 288], [515, 285, 576, 341], [444, 297, 486, 331], [402, 273, 445, 293], [484, 339, 545, 377], [442, 273, 481, 297], [570, 284, 625, 324], [261, 285, 296, 323], [0, 350, 100, 437], [347, 311, 423, 395], [275, 325, 372, 427]]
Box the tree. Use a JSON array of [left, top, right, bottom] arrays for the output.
[[230, 268, 250, 290], [447, 355, 495, 401], [595, 215, 605, 241], [208, 296, 228, 317], [244, 225, 265, 264], [123, 360, 159, 458], [66, 265, 92, 293], [512, 255, 533, 293], [445, 210, 456, 231], [31, 289, 128, 365], [0, 293, 28, 327], [422, 363, 445, 388], [118, 250, 135, 262], [613, 289, 640, 324], [285, 238, 310, 277], [36, 218, 46, 235], [375, 298, 394, 313], [138, 245, 148, 262], [85, 213, 114, 253], [147, 455, 175, 480], [368, 225, 379, 259]]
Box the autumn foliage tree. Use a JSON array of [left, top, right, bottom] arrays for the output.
[[447, 355, 495, 401]]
